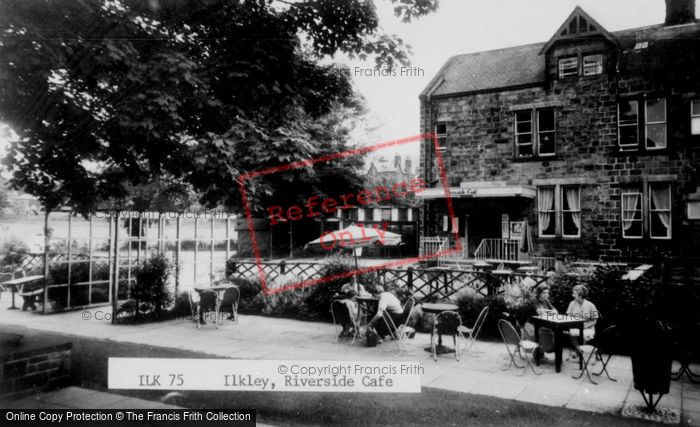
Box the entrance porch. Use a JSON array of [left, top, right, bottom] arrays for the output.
[[418, 183, 553, 270]]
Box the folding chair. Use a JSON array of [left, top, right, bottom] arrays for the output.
[[571, 342, 599, 384], [218, 284, 240, 324], [591, 325, 619, 382], [382, 297, 416, 356], [458, 306, 489, 356], [331, 300, 359, 345], [432, 311, 462, 361], [498, 319, 541, 375]]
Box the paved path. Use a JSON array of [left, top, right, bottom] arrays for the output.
[[1, 296, 699, 425]]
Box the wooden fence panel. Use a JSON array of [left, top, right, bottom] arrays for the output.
[[228, 261, 550, 301]]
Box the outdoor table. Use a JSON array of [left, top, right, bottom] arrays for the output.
[[422, 303, 459, 355], [517, 266, 539, 273], [355, 295, 379, 335], [1, 275, 44, 310], [194, 284, 238, 327], [491, 269, 513, 275], [530, 314, 584, 373], [473, 261, 492, 272]]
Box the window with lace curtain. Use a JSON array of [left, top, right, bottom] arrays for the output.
[[537, 187, 556, 237], [649, 184, 671, 239], [562, 187, 581, 237], [621, 183, 671, 239], [537, 185, 580, 238], [621, 192, 643, 238]]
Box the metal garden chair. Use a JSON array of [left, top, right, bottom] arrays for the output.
[[432, 310, 462, 361], [382, 297, 416, 356], [498, 319, 541, 375], [331, 299, 359, 345], [192, 289, 217, 329], [458, 306, 489, 356], [217, 283, 240, 324]]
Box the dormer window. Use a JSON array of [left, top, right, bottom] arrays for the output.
[[558, 53, 603, 79], [582, 54, 603, 76], [558, 57, 578, 78]]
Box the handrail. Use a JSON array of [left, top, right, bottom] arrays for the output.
[[474, 238, 521, 261]]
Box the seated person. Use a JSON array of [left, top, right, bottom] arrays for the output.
[[566, 284, 598, 343], [534, 284, 557, 316], [367, 286, 403, 342], [336, 281, 367, 337], [531, 285, 557, 362]]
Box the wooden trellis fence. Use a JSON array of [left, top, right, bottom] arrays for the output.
[[228, 260, 549, 300]]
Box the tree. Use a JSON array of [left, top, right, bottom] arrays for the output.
[[0, 0, 438, 214], [0, 185, 9, 212]]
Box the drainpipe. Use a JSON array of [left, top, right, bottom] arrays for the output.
[[42, 210, 50, 314]]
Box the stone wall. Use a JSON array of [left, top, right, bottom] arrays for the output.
[[0, 342, 72, 400], [419, 69, 700, 261]]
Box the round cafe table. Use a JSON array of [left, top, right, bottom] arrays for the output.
[[422, 303, 459, 355], [194, 284, 238, 327]]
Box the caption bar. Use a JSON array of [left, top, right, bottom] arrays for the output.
[[2, 410, 255, 426], [109, 358, 423, 393]]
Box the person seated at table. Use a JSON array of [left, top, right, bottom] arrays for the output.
[[367, 286, 403, 342], [534, 284, 557, 316], [531, 284, 557, 363], [336, 281, 367, 337], [566, 284, 598, 343]]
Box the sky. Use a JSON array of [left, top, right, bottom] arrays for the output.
[[0, 0, 688, 169]]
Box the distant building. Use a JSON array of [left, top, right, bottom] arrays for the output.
[[366, 154, 416, 187], [7, 192, 41, 214]]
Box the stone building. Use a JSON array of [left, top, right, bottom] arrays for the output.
[[418, 0, 700, 262], [366, 154, 416, 187]]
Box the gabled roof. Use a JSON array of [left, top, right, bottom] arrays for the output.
[[420, 8, 700, 99], [538, 6, 618, 55], [419, 42, 545, 98]]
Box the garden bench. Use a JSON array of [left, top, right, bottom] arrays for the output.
[[2, 275, 45, 311]]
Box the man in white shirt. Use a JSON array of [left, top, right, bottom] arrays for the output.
[[367, 286, 403, 340]]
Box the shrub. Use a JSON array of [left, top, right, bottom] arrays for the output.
[[1, 239, 28, 267], [170, 290, 194, 319], [500, 281, 537, 327], [132, 254, 173, 318], [455, 287, 489, 327], [304, 254, 355, 320], [260, 291, 308, 318], [235, 277, 266, 314]]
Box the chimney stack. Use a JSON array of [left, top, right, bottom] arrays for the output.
[[665, 0, 696, 26]]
